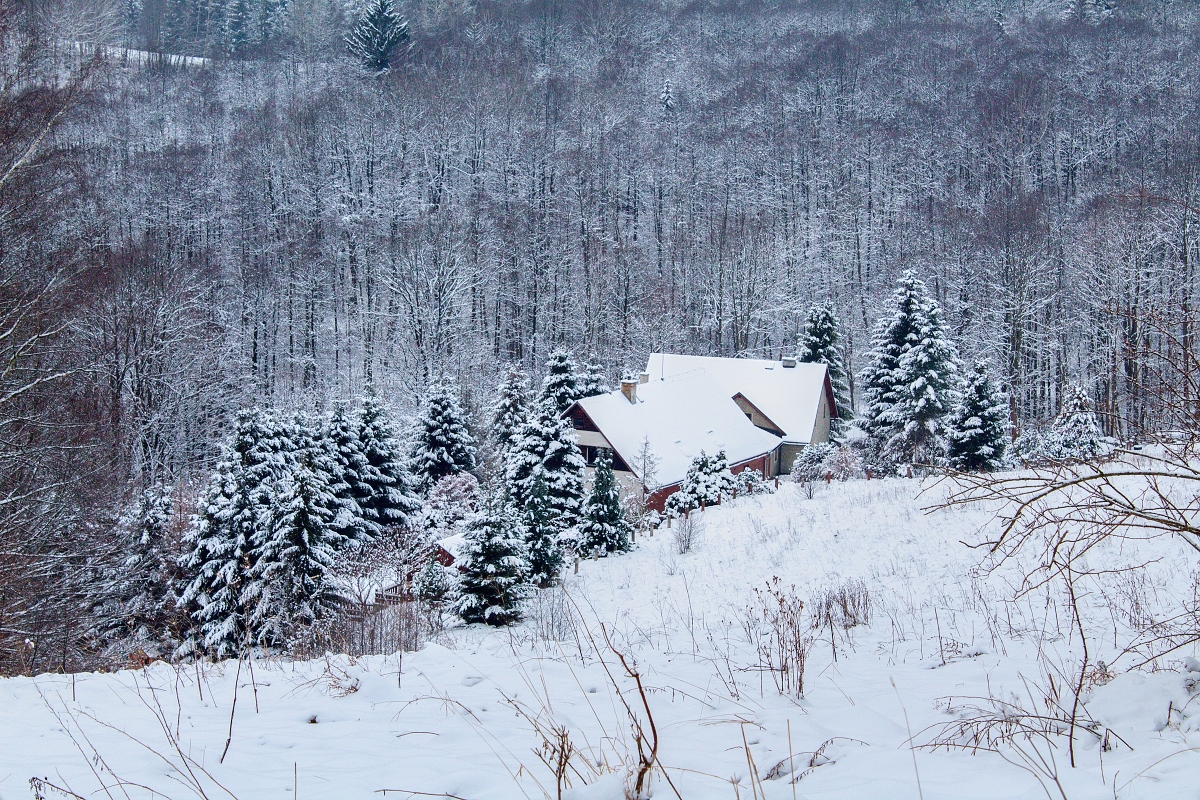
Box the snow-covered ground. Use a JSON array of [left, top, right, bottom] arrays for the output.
[[3, 479, 1199, 800]]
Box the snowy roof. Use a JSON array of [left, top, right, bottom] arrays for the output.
[[572, 370, 783, 488], [644, 354, 831, 445]]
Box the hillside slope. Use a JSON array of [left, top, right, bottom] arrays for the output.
[[2, 479, 1197, 800]]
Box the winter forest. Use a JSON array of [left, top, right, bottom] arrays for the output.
[[4, 0, 1200, 795]]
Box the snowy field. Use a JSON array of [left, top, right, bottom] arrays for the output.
[[3, 479, 1199, 800]]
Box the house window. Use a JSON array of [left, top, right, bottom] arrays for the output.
[[580, 445, 612, 466]]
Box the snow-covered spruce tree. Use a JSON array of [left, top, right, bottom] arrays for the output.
[[323, 403, 381, 545], [791, 442, 837, 482], [178, 408, 291, 658], [947, 361, 1009, 472], [858, 271, 961, 469], [247, 458, 343, 648], [423, 472, 479, 534], [580, 362, 609, 398], [345, 0, 410, 72], [664, 450, 735, 516], [539, 349, 584, 415], [797, 303, 854, 428], [452, 491, 532, 626], [522, 466, 563, 586], [91, 484, 178, 656], [491, 365, 530, 456], [579, 450, 632, 557], [1047, 383, 1105, 461], [506, 400, 587, 533], [410, 379, 478, 493], [358, 390, 423, 528]]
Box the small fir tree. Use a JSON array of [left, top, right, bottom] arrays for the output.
[[858, 271, 961, 468], [539, 349, 584, 415], [358, 390, 423, 527], [323, 403, 380, 544], [580, 362, 609, 398], [345, 0, 410, 72], [506, 401, 587, 535], [579, 451, 632, 556], [410, 379, 478, 492], [522, 467, 564, 586], [797, 303, 854, 428], [177, 408, 290, 658], [1047, 383, 1105, 461], [247, 459, 342, 647], [946, 361, 1009, 472], [452, 491, 532, 626], [91, 484, 178, 655], [491, 365, 530, 455]]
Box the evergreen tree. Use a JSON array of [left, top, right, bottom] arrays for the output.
[[178, 408, 290, 658], [91, 484, 178, 655], [580, 362, 609, 398], [858, 271, 961, 468], [324, 403, 380, 544], [410, 379, 478, 491], [663, 450, 735, 516], [539, 349, 584, 415], [522, 467, 563, 586], [345, 0, 410, 72], [1046, 383, 1105, 461], [247, 459, 341, 647], [947, 361, 1009, 472], [660, 79, 676, 114], [491, 365, 530, 455], [797, 303, 854, 428], [452, 491, 532, 626], [579, 451, 632, 556], [358, 390, 423, 528], [223, 0, 251, 53], [509, 403, 587, 526]]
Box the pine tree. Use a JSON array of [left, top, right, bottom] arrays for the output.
[[178, 408, 290, 658], [517, 405, 586, 525], [247, 459, 341, 647], [579, 451, 632, 557], [580, 362, 609, 398], [660, 79, 676, 114], [663, 450, 735, 516], [358, 390, 422, 528], [947, 361, 1009, 472], [1046, 383, 1105, 461], [522, 467, 563, 586], [411, 379, 478, 492], [797, 303, 854, 428], [223, 0, 251, 53], [452, 491, 532, 626], [491, 365, 530, 455], [91, 484, 178, 655], [539, 349, 584, 415], [324, 403, 380, 545], [345, 0, 410, 73], [858, 271, 961, 468]]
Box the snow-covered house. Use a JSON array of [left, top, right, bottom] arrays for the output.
[[563, 354, 838, 511]]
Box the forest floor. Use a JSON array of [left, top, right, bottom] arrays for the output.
[[3, 478, 1199, 800]]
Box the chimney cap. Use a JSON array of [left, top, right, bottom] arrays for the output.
[[781, 356, 797, 368]]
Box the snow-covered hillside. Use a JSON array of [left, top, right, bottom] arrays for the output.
[[3, 479, 1198, 800]]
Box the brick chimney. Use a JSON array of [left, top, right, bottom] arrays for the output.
[[781, 356, 797, 368], [620, 378, 638, 403]]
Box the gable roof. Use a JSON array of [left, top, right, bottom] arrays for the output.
[[644, 354, 833, 444], [570, 370, 782, 488]]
